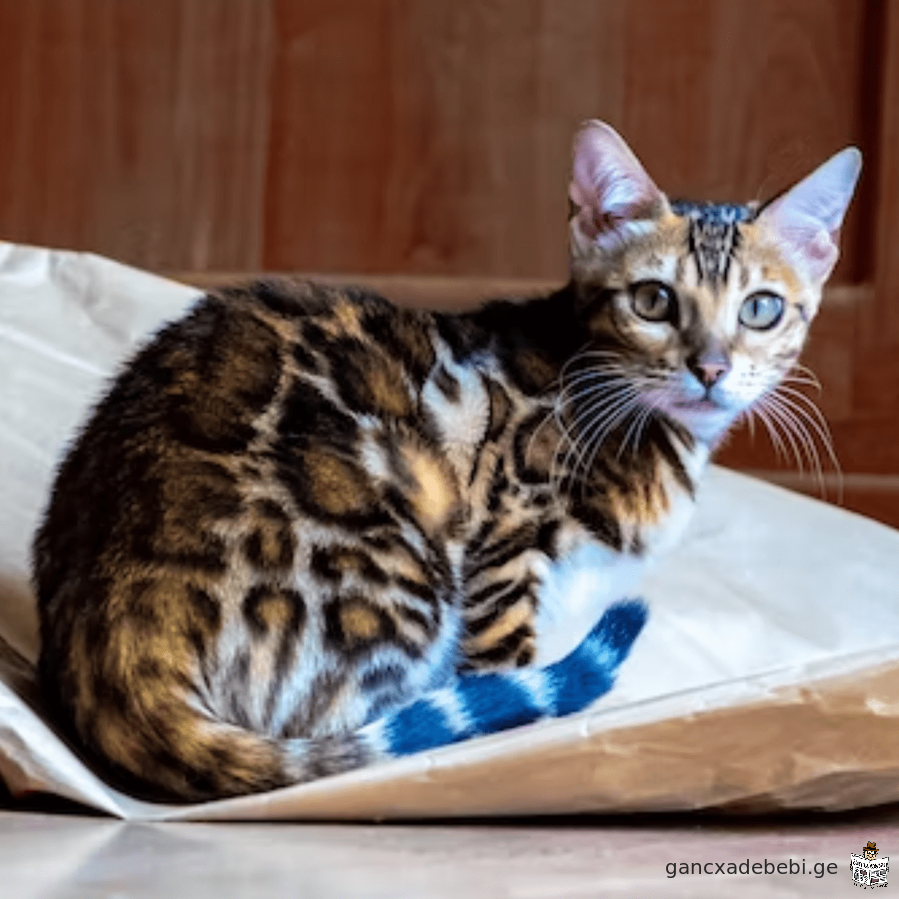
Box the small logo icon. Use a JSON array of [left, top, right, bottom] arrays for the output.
[[851, 841, 889, 888]]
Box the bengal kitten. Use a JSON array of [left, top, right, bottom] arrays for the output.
[[34, 122, 860, 802]]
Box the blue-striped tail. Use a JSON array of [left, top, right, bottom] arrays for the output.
[[376, 598, 647, 757]]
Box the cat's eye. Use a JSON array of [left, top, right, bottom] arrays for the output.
[[739, 292, 784, 330], [631, 281, 677, 323]]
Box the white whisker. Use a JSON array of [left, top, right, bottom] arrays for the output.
[[565, 387, 640, 480], [765, 393, 821, 482], [579, 393, 642, 477], [767, 386, 842, 501], [753, 396, 790, 464], [790, 363, 823, 392], [741, 407, 757, 440], [617, 400, 655, 459]]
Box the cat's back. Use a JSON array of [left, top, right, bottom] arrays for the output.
[[32, 280, 459, 739], [34, 279, 440, 552]]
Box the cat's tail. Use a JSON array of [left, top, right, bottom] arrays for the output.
[[85, 599, 645, 803], [280, 598, 647, 784]]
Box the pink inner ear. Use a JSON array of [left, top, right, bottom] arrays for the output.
[[757, 146, 861, 284], [766, 208, 840, 284], [570, 123, 663, 239], [806, 226, 839, 269]]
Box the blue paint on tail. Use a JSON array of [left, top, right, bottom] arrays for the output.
[[549, 597, 646, 716], [387, 700, 459, 756], [456, 673, 541, 728], [384, 598, 647, 757]]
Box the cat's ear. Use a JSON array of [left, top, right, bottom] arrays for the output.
[[569, 121, 666, 253], [757, 147, 862, 285]]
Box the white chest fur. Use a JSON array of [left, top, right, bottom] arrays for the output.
[[533, 444, 706, 666], [532, 539, 647, 666]]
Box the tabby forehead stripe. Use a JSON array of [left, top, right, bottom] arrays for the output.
[[670, 200, 753, 286]]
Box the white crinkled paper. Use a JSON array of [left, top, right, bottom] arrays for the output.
[[1, 241, 899, 820]]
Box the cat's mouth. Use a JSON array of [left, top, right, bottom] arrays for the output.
[[670, 397, 728, 413], [652, 391, 740, 445]]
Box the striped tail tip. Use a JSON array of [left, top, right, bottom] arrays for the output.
[[549, 597, 647, 716], [586, 596, 648, 662], [376, 597, 648, 758]]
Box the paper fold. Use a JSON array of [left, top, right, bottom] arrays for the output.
[[1, 241, 898, 820]]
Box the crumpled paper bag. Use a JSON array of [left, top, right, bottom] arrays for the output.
[[1, 240, 898, 821]]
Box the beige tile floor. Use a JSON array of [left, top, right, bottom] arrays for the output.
[[2, 803, 898, 897]]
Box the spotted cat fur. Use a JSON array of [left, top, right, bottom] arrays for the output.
[[34, 122, 860, 801]]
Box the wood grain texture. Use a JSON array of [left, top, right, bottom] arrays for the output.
[[263, 0, 597, 278], [0, 0, 894, 496], [262, 0, 869, 279], [872, 0, 899, 343], [0, 0, 875, 278], [0, 0, 273, 270]]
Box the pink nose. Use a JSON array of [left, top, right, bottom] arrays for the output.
[[695, 361, 728, 387]]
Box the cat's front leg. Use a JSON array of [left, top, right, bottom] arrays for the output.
[[458, 525, 645, 672]]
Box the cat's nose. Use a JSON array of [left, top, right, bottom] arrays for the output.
[[688, 351, 731, 388], [694, 361, 728, 387]]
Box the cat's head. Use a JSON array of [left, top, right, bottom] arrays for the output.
[[566, 120, 861, 446]]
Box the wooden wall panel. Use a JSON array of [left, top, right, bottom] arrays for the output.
[[0, 0, 894, 519], [0, 0, 873, 279], [872, 0, 899, 342], [717, 0, 898, 489], [618, 0, 870, 283], [263, 0, 616, 278], [0, 0, 273, 271], [262, 0, 869, 279]]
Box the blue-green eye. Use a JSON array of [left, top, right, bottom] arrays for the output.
[[739, 292, 784, 330]]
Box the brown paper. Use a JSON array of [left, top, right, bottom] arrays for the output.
[[1, 240, 898, 820]]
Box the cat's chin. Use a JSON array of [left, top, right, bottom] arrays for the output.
[[660, 400, 740, 447]]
